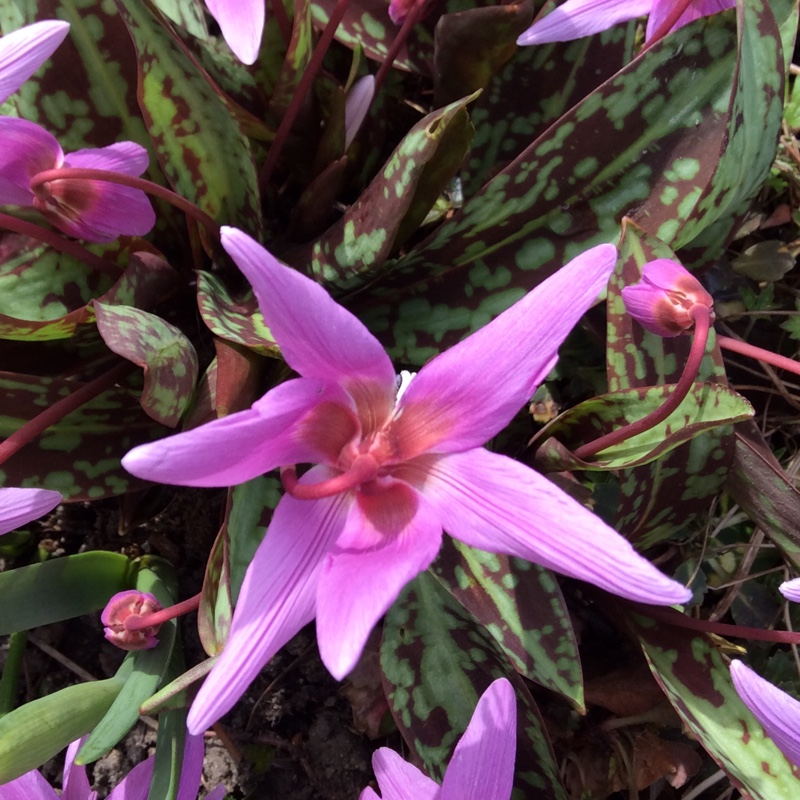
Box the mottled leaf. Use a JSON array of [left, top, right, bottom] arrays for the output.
[[198, 524, 232, 656]]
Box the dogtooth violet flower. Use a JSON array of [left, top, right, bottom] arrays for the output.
[[517, 0, 734, 46], [781, 578, 800, 603], [0, 487, 61, 536], [0, 733, 226, 800], [0, 20, 69, 104], [122, 228, 691, 733], [361, 678, 516, 800], [0, 117, 155, 242], [204, 0, 264, 64], [730, 660, 800, 768]]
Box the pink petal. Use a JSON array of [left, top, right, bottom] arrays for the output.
[[203, 788, 228, 800], [369, 748, 439, 800], [122, 378, 337, 487], [65, 142, 149, 177], [176, 734, 205, 800], [0, 117, 61, 205], [392, 245, 616, 458], [205, 0, 265, 64], [345, 75, 374, 151], [645, 0, 733, 39], [441, 679, 516, 800], [221, 228, 397, 406], [0, 769, 59, 800], [316, 481, 442, 679], [517, 0, 653, 45], [63, 739, 93, 800], [0, 487, 62, 535], [0, 20, 70, 104], [730, 660, 800, 767], [780, 578, 800, 603], [418, 448, 691, 605], [106, 756, 154, 800], [188, 477, 349, 734]]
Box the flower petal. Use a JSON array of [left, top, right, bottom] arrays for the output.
[[517, 0, 652, 45], [221, 228, 397, 401], [345, 75, 375, 151], [730, 660, 800, 767], [176, 734, 205, 800], [645, 0, 733, 39], [0, 487, 61, 535], [393, 245, 616, 457], [204, 0, 265, 64], [418, 448, 691, 605], [0, 769, 59, 800], [65, 142, 149, 176], [188, 478, 349, 734], [122, 378, 335, 487], [106, 757, 155, 800], [369, 747, 439, 800], [0, 117, 61, 205], [316, 481, 442, 679], [0, 20, 70, 104], [780, 578, 800, 603], [441, 679, 516, 800], [63, 739, 93, 800]]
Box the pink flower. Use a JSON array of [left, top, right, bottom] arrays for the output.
[[101, 590, 163, 651], [122, 227, 690, 733], [0, 734, 225, 800], [781, 578, 800, 604], [730, 660, 800, 768], [0, 487, 61, 535], [362, 678, 516, 800], [621, 258, 715, 338], [517, 0, 734, 46], [204, 0, 265, 64], [0, 20, 70, 104], [0, 117, 155, 242]]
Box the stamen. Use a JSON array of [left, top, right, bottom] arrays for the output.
[[281, 454, 380, 500]]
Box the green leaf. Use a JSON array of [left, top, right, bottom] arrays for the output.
[[147, 708, 191, 800], [0, 552, 136, 635], [198, 526, 232, 656], [95, 302, 199, 427]]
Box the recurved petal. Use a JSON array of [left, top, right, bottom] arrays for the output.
[[221, 228, 396, 398], [106, 757, 155, 800], [368, 748, 439, 800], [0, 117, 61, 205], [122, 378, 333, 488], [441, 678, 516, 800], [62, 739, 93, 800], [205, 0, 265, 64], [0, 20, 70, 104], [0, 487, 62, 536], [730, 660, 800, 767], [316, 481, 442, 679], [420, 448, 691, 605], [645, 0, 733, 40], [393, 245, 616, 458], [517, 0, 652, 45], [66, 142, 150, 177], [0, 770, 58, 800], [780, 578, 800, 604], [188, 478, 349, 734]]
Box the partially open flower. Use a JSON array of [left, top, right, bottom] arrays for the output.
[[621, 258, 715, 337], [101, 590, 163, 651]]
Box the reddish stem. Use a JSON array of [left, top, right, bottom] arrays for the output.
[[373, 0, 429, 96], [633, 603, 800, 646], [718, 335, 800, 379], [258, 0, 353, 189], [573, 304, 712, 462], [0, 211, 120, 277], [0, 361, 133, 467], [641, 0, 695, 49], [124, 592, 201, 632], [271, 0, 293, 47], [29, 169, 220, 237]]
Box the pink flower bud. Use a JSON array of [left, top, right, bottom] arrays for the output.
[[101, 590, 163, 651], [621, 259, 715, 337]]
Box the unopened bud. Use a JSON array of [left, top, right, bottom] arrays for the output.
[[101, 590, 162, 651], [621, 259, 715, 337], [780, 578, 800, 604]]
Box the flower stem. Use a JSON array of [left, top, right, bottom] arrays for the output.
[[641, 0, 694, 49], [29, 169, 220, 237], [124, 592, 201, 632], [572, 304, 711, 462], [258, 0, 353, 190], [373, 0, 429, 96], [0, 361, 134, 467], [0, 211, 120, 277], [718, 335, 800, 379]]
